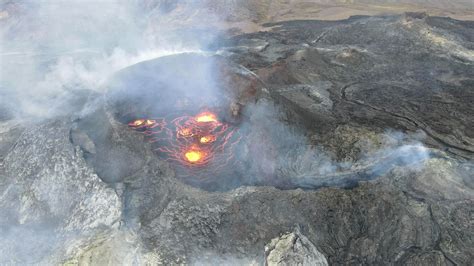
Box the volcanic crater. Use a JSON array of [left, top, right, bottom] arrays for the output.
[[1, 7, 473, 265]]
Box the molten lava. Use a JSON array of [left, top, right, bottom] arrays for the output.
[[128, 119, 159, 128], [128, 110, 239, 168], [184, 149, 204, 163], [200, 135, 216, 144], [195, 112, 218, 123], [128, 119, 145, 127], [145, 119, 156, 126]]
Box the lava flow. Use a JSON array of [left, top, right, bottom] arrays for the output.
[[128, 119, 146, 127], [200, 135, 216, 144], [128, 110, 240, 167], [185, 150, 203, 162], [195, 112, 218, 123], [183, 145, 209, 165], [128, 118, 165, 129]]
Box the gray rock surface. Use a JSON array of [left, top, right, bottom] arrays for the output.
[[0, 120, 121, 264], [228, 14, 474, 161], [0, 12, 473, 266], [265, 229, 328, 266]]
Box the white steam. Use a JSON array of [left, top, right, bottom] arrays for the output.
[[0, 1, 210, 119], [0, 1, 216, 264], [241, 100, 430, 188]]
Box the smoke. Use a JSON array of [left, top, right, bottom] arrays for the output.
[[0, 0, 222, 264], [0, 1, 440, 264], [0, 0, 216, 120], [239, 99, 430, 189], [0, 224, 61, 264]]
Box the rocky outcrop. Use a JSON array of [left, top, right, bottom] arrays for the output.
[[64, 230, 162, 266], [265, 229, 328, 266], [0, 120, 121, 264]]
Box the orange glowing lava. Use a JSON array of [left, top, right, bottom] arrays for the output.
[[128, 109, 240, 168], [200, 135, 216, 144], [195, 112, 218, 123], [129, 119, 157, 128], [129, 119, 145, 127], [184, 149, 204, 163], [145, 119, 156, 126]]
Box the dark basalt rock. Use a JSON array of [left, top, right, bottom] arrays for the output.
[[227, 15, 474, 161]]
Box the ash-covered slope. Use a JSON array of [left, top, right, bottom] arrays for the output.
[[1, 13, 473, 265]]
